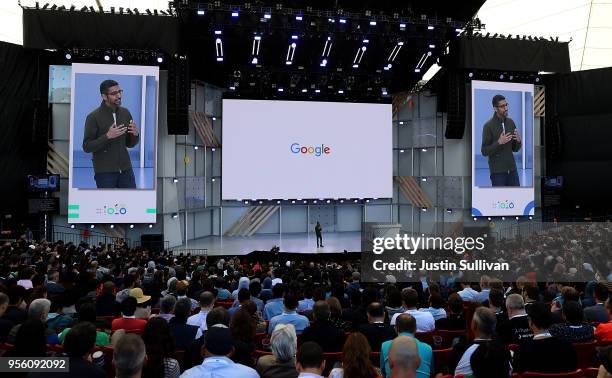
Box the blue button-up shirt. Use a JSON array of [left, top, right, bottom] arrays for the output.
[[263, 298, 285, 320], [268, 311, 310, 334], [180, 356, 259, 378]]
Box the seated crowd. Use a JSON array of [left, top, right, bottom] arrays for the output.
[[0, 236, 612, 378]]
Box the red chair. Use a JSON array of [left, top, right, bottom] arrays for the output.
[[507, 343, 520, 351], [253, 349, 273, 358], [125, 328, 143, 335], [103, 345, 115, 377], [47, 344, 64, 354], [150, 308, 160, 314], [216, 301, 233, 309], [596, 339, 612, 347], [521, 370, 584, 378], [370, 351, 380, 367], [432, 347, 454, 375], [582, 367, 600, 377], [433, 329, 466, 348], [322, 352, 343, 376], [0, 342, 14, 357], [254, 333, 269, 349], [572, 341, 597, 369], [414, 331, 435, 345]]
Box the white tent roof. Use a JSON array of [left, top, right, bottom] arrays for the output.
[[2, 0, 611, 71], [476, 0, 612, 71]]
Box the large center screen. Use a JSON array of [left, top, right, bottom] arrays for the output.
[[68, 63, 158, 223], [471, 80, 534, 217], [222, 99, 392, 200]]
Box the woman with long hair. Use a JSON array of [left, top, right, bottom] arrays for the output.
[[141, 317, 180, 378], [230, 307, 257, 367], [329, 332, 380, 378]]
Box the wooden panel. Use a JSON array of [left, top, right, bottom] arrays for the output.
[[190, 111, 221, 147], [394, 176, 433, 208], [47, 142, 69, 177], [534, 85, 545, 117], [224, 206, 280, 237]]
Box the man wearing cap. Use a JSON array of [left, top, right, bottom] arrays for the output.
[[180, 327, 259, 378]]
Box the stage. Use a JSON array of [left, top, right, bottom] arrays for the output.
[[178, 231, 362, 256]]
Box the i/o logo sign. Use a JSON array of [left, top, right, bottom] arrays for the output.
[[96, 204, 128, 216], [492, 200, 515, 209]]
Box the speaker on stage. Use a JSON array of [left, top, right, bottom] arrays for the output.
[[167, 56, 190, 135]]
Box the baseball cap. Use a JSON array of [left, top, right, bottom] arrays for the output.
[[129, 288, 151, 304]]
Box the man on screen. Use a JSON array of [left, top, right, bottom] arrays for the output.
[[82, 79, 139, 188], [481, 94, 522, 187]]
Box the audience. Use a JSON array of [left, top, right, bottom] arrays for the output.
[[187, 291, 215, 332], [180, 327, 259, 378], [381, 313, 432, 378], [112, 296, 147, 333], [141, 317, 180, 378], [230, 307, 257, 366], [497, 293, 533, 344], [301, 300, 346, 352], [296, 341, 326, 378], [154, 294, 176, 323], [358, 302, 397, 352], [584, 282, 610, 323], [264, 283, 285, 320], [469, 340, 512, 378], [168, 297, 201, 349], [329, 332, 380, 378], [113, 333, 147, 378], [0, 292, 12, 341], [268, 292, 310, 334], [388, 336, 420, 378], [514, 302, 577, 373], [435, 293, 466, 330], [390, 288, 435, 332], [256, 323, 299, 378], [455, 307, 503, 376], [549, 299, 594, 343], [59, 302, 110, 346], [418, 293, 447, 321], [595, 294, 612, 343]]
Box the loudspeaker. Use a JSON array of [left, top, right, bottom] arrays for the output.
[[167, 56, 190, 135], [444, 70, 467, 139]]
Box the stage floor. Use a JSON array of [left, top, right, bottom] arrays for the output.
[[179, 231, 362, 256]]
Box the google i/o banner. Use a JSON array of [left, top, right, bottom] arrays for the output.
[[68, 63, 159, 223], [222, 99, 392, 200], [471, 80, 535, 217]]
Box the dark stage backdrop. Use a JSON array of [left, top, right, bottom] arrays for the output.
[[545, 67, 612, 214], [0, 42, 49, 218]]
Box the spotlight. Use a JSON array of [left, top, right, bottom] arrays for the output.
[[301, 88, 307, 93], [172, 213, 179, 219], [194, 146, 199, 150], [313, 200, 318, 204], [148, 224, 153, 228], [399, 23, 406, 29], [421, 207, 427, 212], [197, 9, 205, 15], [473, 217, 477, 221], [295, 15, 302, 21], [421, 148, 427, 152], [286, 41, 297, 65], [315, 89, 321, 93], [276, 200, 281, 204], [354, 199, 358, 203], [173, 177, 178, 183], [212, 178, 215, 182], [110, 224, 115, 228], [231, 11, 239, 18], [446, 209, 452, 213], [90, 224, 95, 229], [515, 216, 520, 220], [130, 224, 135, 228], [400, 149, 405, 153], [338, 90, 344, 94], [215, 36, 224, 62], [499, 74, 504, 79], [65, 52, 72, 60], [427, 25, 434, 30], [339, 18, 346, 24], [117, 55, 123, 62], [340, 200, 344, 203], [468, 72, 474, 78], [382, 88, 388, 96], [366, 199, 370, 203], [292, 200, 296, 204], [263, 13, 271, 19], [103, 54, 110, 62], [277, 88, 284, 92], [487, 217, 492, 221], [211, 147, 216, 152], [70, 224, 75, 229], [156, 55, 163, 63], [421, 177, 427, 182], [369, 20, 377, 26]]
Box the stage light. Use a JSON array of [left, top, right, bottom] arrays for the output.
[[400, 149, 404, 153], [468, 72, 474, 78], [487, 217, 492, 221], [515, 216, 520, 220], [301, 88, 307, 93], [211, 147, 216, 152], [258, 200, 263, 204], [414, 68, 421, 73], [303, 200, 307, 204], [286, 42, 297, 65], [104, 54, 110, 61], [194, 146, 199, 150], [173, 177, 178, 183], [215, 37, 224, 62], [214, 30, 222, 35], [148, 224, 153, 228], [251, 57, 258, 64], [109, 224, 115, 229], [354, 199, 358, 203], [244, 200, 249, 204], [263, 13, 271, 19], [70, 224, 75, 229], [315, 89, 321, 93], [231, 11, 239, 18], [509, 75, 514, 80], [251, 35, 261, 65], [339, 18, 346, 24], [229, 86, 236, 90], [384, 63, 392, 71], [427, 25, 434, 30], [446, 209, 452, 213], [130, 224, 134, 228], [421, 207, 427, 212], [399, 121, 404, 125], [295, 15, 302, 21], [156, 54, 163, 63], [386, 42, 403, 68], [473, 217, 477, 221], [352, 45, 367, 68], [338, 90, 344, 94], [421, 177, 427, 182], [276, 200, 281, 204], [328, 18, 335, 23], [172, 213, 179, 219], [291, 200, 296, 204], [277, 88, 284, 92], [529, 216, 533, 220], [211, 178, 215, 182], [340, 199, 344, 203], [117, 55, 123, 62], [90, 224, 95, 229], [65, 53, 71, 60], [197, 9, 205, 15], [291, 35, 298, 40], [535, 77, 540, 83], [382, 88, 388, 96], [313, 200, 318, 204], [429, 44, 435, 49], [366, 199, 370, 203], [421, 148, 427, 152], [501, 216, 505, 220], [400, 23, 406, 29]]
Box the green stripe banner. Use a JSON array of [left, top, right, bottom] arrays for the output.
[[146, 208, 156, 214], [68, 213, 79, 219], [68, 204, 80, 210]]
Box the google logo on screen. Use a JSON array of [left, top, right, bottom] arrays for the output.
[[290, 143, 331, 157]]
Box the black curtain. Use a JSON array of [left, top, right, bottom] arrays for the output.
[[544, 67, 612, 215], [0, 42, 50, 219]]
